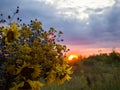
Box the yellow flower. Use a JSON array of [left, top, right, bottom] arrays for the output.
[[16, 62, 41, 79], [45, 70, 56, 86], [31, 64, 41, 79], [54, 64, 73, 85], [10, 82, 24, 90], [19, 44, 32, 54], [32, 20, 42, 30], [27, 80, 44, 90], [20, 26, 32, 38], [56, 73, 71, 85], [11, 22, 18, 30], [3, 22, 20, 44]]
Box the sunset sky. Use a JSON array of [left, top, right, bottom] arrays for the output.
[[0, 0, 120, 56]]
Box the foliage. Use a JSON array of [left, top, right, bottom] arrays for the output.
[[82, 50, 120, 66], [0, 7, 72, 90]]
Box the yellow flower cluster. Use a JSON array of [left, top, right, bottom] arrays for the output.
[[0, 20, 72, 90]]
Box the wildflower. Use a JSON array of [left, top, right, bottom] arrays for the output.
[[54, 64, 73, 85], [16, 62, 41, 79], [3, 22, 20, 44], [31, 20, 42, 30], [27, 80, 44, 90], [20, 26, 32, 39]]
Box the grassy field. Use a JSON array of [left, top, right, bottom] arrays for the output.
[[41, 51, 120, 90]]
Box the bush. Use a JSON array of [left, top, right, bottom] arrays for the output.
[[0, 7, 72, 90]]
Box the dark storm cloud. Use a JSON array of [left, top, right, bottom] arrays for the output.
[[0, 0, 120, 48], [62, 0, 120, 48], [86, 1, 120, 48]]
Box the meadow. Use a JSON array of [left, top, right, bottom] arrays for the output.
[[41, 51, 120, 90]]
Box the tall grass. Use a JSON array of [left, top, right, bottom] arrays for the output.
[[41, 52, 120, 90], [41, 65, 120, 90]]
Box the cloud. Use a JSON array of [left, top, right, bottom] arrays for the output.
[[35, 0, 115, 20], [0, 0, 120, 49]]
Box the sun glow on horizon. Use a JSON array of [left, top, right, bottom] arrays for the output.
[[68, 54, 78, 61]]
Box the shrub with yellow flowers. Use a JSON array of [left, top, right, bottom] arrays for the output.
[[0, 7, 72, 90]]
